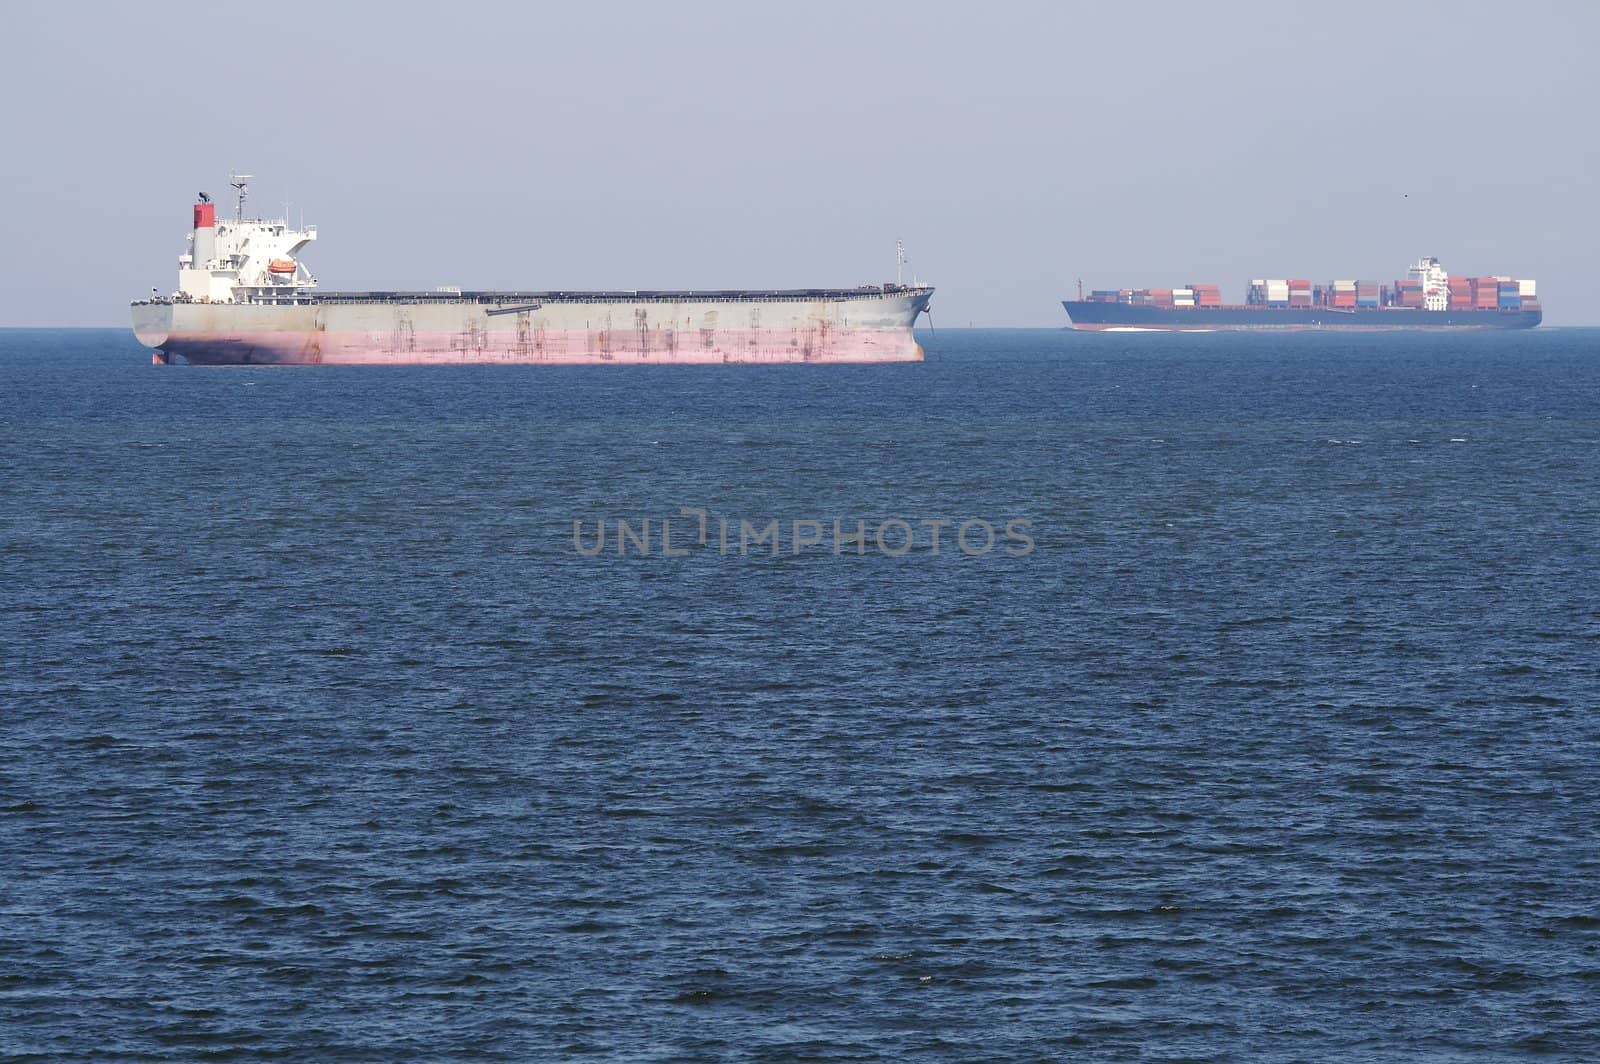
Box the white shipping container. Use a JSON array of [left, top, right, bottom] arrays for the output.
[[1250, 279, 1266, 286], [1333, 280, 1357, 289], [1518, 279, 1537, 296]]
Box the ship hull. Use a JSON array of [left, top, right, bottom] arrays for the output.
[[133, 289, 932, 365], [1061, 302, 1541, 331]]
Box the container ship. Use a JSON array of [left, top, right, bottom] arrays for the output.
[[1062, 258, 1540, 331], [131, 178, 933, 365]]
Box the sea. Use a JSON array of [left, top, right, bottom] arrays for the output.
[[3, 327, 1598, 1061]]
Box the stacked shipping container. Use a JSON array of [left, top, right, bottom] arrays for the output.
[[1474, 278, 1499, 309], [1078, 268, 1537, 310], [1394, 278, 1424, 308], [1085, 285, 1224, 306], [1247, 280, 1292, 306]]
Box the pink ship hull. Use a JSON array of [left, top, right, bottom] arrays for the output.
[[156, 328, 924, 365], [133, 289, 933, 366]]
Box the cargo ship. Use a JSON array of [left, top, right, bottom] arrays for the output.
[[1063, 258, 1540, 331], [132, 178, 933, 365]]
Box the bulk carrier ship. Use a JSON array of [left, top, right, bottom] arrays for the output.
[[131, 178, 933, 365], [1063, 257, 1540, 331]]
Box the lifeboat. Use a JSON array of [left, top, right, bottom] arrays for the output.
[[267, 258, 297, 275]]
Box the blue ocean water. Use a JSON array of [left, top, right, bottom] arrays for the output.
[[3, 326, 1599, 1061]]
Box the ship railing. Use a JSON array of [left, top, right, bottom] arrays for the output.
[[301, 286, 932, 306], [211, 219, 318, 237]]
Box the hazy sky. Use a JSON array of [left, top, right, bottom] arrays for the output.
[[4, 1, 1597, 326]]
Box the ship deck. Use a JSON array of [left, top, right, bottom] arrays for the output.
[[134, 285, 933, 309]]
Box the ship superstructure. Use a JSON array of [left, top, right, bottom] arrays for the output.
[[133, 179, 933, 365], [176, 176, 319, 305]]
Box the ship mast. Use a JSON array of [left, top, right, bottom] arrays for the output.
[[896, 239, 906, 287], [229, 173, 252, 220]]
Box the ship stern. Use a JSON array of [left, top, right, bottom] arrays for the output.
[[131, 302, 173, 352]]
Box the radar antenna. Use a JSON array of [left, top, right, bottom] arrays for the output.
[[229, 173, 253, 220]]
